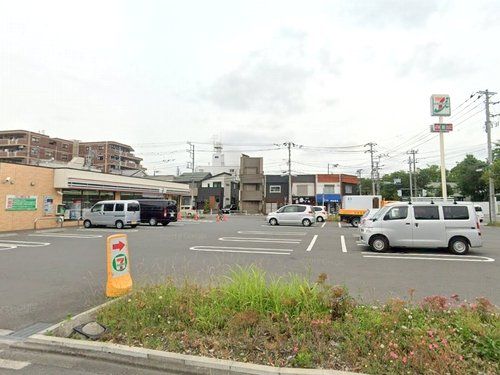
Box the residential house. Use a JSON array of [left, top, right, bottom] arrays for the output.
[[239, 155, 264, 214]]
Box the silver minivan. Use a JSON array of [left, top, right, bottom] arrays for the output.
[[360, 202, 482, 254], [267, 204, 316, 227], [83, 200, 140, 229]]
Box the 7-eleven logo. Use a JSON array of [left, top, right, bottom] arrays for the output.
[[112, 254, 128, 272]]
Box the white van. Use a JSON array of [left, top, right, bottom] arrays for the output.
[[83, 200, 140, 229], [474, 205, 485, 223], [360, 202, 481, 254]]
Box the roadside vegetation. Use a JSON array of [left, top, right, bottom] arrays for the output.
[[98, 266, 499, 374]]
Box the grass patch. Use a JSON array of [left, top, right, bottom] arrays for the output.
[[486, 221, 500, 227], [97, 266, 499, 374]]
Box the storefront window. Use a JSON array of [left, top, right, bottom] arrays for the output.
[[62, 190, 115, 220]]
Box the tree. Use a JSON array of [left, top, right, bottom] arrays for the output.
[[359, 178, 373, 195], [449, 155, 488, 201]]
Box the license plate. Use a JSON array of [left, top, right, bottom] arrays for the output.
[[131, 221, 137, 225]]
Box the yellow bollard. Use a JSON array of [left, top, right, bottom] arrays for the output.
[[106, 234, 133, 297]]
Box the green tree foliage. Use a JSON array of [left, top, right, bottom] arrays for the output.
[[449, 155, 488, 200]]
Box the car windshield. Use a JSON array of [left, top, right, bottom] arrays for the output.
[[371, 206, 390, 220]]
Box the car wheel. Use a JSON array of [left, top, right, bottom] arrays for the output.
[[115, 220, 124, 229], [269, 218, 278, 226], [449, 237, 469, 255], [370, 235, 389, 252], [317, 216, 324, 222], [302, 218, 312, 227], [351, 218, 360, 227], [149, 218, 157, 226], [83, 220, 92, 228]]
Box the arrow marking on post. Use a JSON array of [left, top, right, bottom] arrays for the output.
[[112, 241, 125, 251]]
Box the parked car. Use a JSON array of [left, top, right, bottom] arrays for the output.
[[137, 199, 177, 226], [83, 200, 140, 229], [267, 204, 316, 227], [179, 205, 196, 218], [313, 206, 328, 222], [474, 204, 485, 223], [221, 204, 238, 214], [359, 208, 380, 229], [359, 202, 481, 254]]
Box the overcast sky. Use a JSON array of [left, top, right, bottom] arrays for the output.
[[1, 0, 499, 176]]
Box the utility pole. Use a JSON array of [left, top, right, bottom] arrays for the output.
[[479, 89, 497, 223], [275, 142, 301, 204], [356, 169, 363, 195], [187, 142, 195, 209], [374, 161, 380, 195], [408, 156, 413, 198], [375, 153, 388, 195], [364, 143, 377, 195], [407, 150, 418, 196]]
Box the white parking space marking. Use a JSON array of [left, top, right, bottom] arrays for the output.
[[362, 252, 494, 262], [77, 228, 139, 232], [0, 358, 31, 370], [306, 235, 318, 252], [341, 235, 347, 253], [321, 222, 326, 228], [338, 222, 341, 228], [219, 237, 301, 244], [29, 233, 102, 239], [0, 244, 20, 252], [237, 230, 306, 236], [0, 240, 50, 247], [260, 224, 309, 229], [0, 233, 17, 238], [190, 246, 292, 255]]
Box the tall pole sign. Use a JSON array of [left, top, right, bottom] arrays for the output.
[[430, 94, 452, 199]]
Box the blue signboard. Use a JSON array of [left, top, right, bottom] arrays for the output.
[[316, 194, 341, 203]]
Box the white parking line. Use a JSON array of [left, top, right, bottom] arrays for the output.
[[0, 233, 17, 238], [0, 358, 31, 370], [340, 235, 347, 253], [189, 246, 292, 255], [0, 244, 18, 252], [77, 228, 139, 232], [260, 225, 308, 229], [338, 222, 341, 228], [219, 237, 301, 244], [29, 233, 102, 239], [0, 240, 50, 247], [362, 253, 495, 262], [321, 222, 326, 228], [237, 231, 306, 236], [306, 235, 318, 252]]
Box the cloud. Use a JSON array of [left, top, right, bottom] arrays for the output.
[[206, 57, 311, 114], [339, 0, 444, 28]]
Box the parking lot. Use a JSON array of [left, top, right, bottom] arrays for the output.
[[1, 216, 499, 332]]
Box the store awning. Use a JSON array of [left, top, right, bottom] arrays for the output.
[[54, 168, 190, 195]]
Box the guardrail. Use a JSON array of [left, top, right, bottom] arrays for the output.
[[33, 216, 65, 230]]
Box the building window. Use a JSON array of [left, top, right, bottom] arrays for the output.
[[61, 155, 68, 161], [229, 169, 235, 172], [31, 136, 39, 143], [270, 185, 281, 193], [97, 155, 104, 161], [98, 146, 104, 150], [31, 147, 39, 155], [62, 144, 68, 149], [296, 184, 308, 196], [345, 185, 353, 194], [323, 184, 335, 194], [245, 167, 257, 174], [213, 182, 222, 188], [46, 151, 53, 158]]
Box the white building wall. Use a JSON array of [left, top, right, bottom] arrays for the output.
[[315, 182, 341, 194], [291, 183, 315, 196]]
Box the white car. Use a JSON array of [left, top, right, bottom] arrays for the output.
[[474, 205, 485, 223], [267, 204, 316, 227], [313, 206, 328, 222], [359, 202, 481, 255], [359, 208, 380, 229]]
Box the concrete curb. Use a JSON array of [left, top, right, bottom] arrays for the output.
[[16, 299, 362, 375]]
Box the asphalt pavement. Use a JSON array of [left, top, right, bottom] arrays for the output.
[[1, 216, 499, 335]]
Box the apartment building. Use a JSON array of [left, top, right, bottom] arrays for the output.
[[239, 155, 264, 214], [0, 130, 144, 173]]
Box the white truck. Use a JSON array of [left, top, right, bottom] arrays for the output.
[[339, 195, 383, 227]]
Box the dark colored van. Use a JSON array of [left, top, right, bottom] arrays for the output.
[[137, 199, 178, 226]]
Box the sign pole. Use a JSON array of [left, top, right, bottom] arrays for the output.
[[439, 116, 448, 199]]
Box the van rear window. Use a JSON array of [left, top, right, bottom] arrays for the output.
[[127, 203, 140, 212], [443, 206, 469, 220]]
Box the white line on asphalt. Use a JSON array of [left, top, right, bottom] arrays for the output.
[[77, 229, 139, 232], [0, 244, 18, 252], [361, 252, 493, 258], [260, 225, 308, 229], [237, 230, 306, 236], [0, 240, 50, 247], [338, 222, 341, 228], [0, 329, 13, 336], [0, 233, 17, 238], [306, 235, 318, 252], [362, 254, 495, 262], [189, 246, 292, 255], [29, 233, 102, 239], [219, 237, 301, 244], [321, 222, 326, 228], [0, 358, 31, 370], [341, 235, 347, 253]]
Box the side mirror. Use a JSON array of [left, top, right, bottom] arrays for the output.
[[372, 218, 377, 222]]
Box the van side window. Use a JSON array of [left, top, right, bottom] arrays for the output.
[[91, 204, 103, 213], [414, 206, 439, 220], [384, 207, 408, 220], [127, 203, 140, 212], [115, 203, 124, 212], [443, 206, 469, 220], [103, 203, 115, 212]]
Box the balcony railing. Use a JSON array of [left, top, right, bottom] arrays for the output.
[[0, 150, 28, 157], [0, 138, 28, 145]]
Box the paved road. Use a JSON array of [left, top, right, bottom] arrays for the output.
[[1, 216, 499, 334]]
